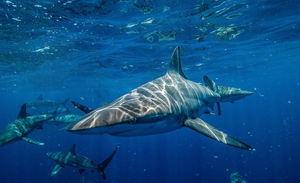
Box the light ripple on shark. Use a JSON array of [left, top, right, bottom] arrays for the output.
[[67, 46, 253, 150]]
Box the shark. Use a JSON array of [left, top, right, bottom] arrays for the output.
[[25, 94, 70, 109], [47, 114, 82, 126], [0, 104, 54, 146], [47, 144, 117, 179], [67, 46, 253, 149], [203, 75, 254, 115], [230, 172, 247, 183]]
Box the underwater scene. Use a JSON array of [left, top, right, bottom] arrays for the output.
[[0, 0, 300, 182]]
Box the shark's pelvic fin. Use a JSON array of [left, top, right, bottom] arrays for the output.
[[183, 118, 252, 150], [37, 94, 43, 100], [69, 144, 76, 154], [51, 164, 63, 179], [17, 104, 27, 119], [21, 137, 45, 146], [167, 46, 187, 79], [98, 147, 118, 179], [216, 102, 221, 116]]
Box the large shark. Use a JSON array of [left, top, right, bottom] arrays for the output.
[[0, 104, 54, 146], [47, 144, 117, 179], [67, 47, 253, 149]]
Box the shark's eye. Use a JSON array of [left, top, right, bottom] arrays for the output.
[[129, 118, 137, 124]]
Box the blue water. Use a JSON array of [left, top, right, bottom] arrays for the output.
[[1, 0, 300, 182]]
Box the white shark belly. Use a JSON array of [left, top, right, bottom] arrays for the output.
[[74, 115, 185, 136]]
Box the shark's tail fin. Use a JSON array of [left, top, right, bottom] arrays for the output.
[[203, 75, 254, 115], [97, 147, 118, 179], [60, 97, 70, 108]]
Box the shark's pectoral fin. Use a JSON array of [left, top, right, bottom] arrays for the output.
[[51, 164, 63, 179], [21, 137, 45, 146], [183, 118, 252, 150]]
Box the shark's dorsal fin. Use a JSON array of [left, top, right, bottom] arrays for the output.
[[69, 144, 76, 154], [36, 94, 43, 100], [167, 46, 187, 79], [204, 75, 221, 115], [18, 104, 27, 119], [203, 75, 218, 92]]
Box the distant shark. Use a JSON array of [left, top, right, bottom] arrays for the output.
[[47, 144, 117, 179], [67, 47, 253, 149], [0, 104, 54, 146], [47, 114, 82, 126], [230, 172, 247, 183], [25, 94, 70, 109]]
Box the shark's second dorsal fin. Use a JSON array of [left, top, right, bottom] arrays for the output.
[[167, 46, 187, 79], [18, 104, 27, 119], [36, 94, 43, 100], [70, 144, 76, 154]]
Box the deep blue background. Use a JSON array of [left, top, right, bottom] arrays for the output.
[[1, 0, 300, 182]]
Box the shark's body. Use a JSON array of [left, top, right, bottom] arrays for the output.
[[230, 172, 247, 183], [67, 47, 253, 149], [0, 104, 54, 146], [25, 94, 69, 109], [48, 114, 82, 126], [47, 144, 117, 179]]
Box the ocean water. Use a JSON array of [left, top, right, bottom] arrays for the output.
[[0, 0, 300, 182]]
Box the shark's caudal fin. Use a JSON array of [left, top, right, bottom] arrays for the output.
[[97, 147, 118, 179], [60, 97, 70, 108], [71, 101, 94, 114], [184, 118, 252, 150], [167, 46, 187, 79]]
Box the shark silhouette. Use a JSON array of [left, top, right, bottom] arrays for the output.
[[0, 104, 54, 146], [47, 144, 117, 179], [67, 47, 253, 149]]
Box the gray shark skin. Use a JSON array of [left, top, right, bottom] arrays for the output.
[[230, 172, 247, 183], [47, 144, 117, 179], [0, 104, 54, 147], [203, 75, 253, 115], [67, 46, 253, 150], [25, 94, 70, 109], [47, 114, 82, 126]]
